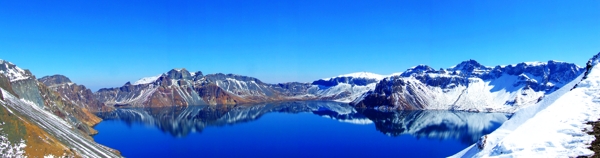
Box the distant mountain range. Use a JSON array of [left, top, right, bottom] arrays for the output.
[[92, 69, 392, 108], [87, 59, 582, 113], [1, 57, 586, 115], [0, 53, 592, 157]]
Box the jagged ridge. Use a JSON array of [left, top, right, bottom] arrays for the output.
[[351, 60, 584, 113]]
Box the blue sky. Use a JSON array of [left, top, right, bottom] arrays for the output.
[[1, 0, 599, 91]]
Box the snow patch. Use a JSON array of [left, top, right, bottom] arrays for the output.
[[326, 72, 386, 80], [0, 135, 25, 158], [133, 74, 161, 85], [523, 61, 545, 66]]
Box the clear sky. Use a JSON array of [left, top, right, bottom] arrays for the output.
[[1, 0, 599, 91]]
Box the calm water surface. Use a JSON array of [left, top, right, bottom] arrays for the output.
[[93, 101, 508, 157]]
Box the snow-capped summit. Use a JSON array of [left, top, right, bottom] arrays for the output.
[[448, 59, 492, 74], [308, 72, 388, 103], [0, 59, 33, 82], [131, 68, 204, 86], [330, 72, 386, 80], [133, 75, 161, 85], [400, 65, 436, 77]]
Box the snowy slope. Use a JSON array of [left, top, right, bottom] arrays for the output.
[[452, 53, 600, 157], [1, 88, 120, 157], [0, 60, 32, 82]]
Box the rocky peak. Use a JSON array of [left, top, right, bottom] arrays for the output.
[[577, 52, 600, 81], [205, 73, 264, 84], [166, 68, 193, 80], [39, 74, 73, 86], [191, 71, 204, 79], [0, 59, 34, 82], [449, 59, 491, 73], [401, 65, 435, 77]]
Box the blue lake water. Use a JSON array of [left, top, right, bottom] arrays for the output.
[[93, 101, 508, 158]]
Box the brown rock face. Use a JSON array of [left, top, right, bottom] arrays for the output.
[[38, 75, 113, 112], [145, 85, 190, 107], [37, 82, 102, 136], [196, 84, 239, 105]]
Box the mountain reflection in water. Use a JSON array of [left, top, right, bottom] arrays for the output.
[[358, 109, 509, 144], [96, 101, 508, 144]]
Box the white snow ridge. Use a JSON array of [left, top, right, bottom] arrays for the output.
[[331, 72, 386, 80], [133, 74, 161, 85], [451, 53, 600, 157]]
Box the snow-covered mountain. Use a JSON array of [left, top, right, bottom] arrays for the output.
[[0, 60, 121, 157], [308, 72, 387, 102], [452, 52, 600, 157], [94, 69, 389, 107], [95, 59, 584, 113], [351, 60, 584, 113]]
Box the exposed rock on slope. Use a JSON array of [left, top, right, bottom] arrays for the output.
[[1, 61, 101, 136], [1, 60, 45, 108], [0, 59, 120, 157], [95, 69, 220, 107], [39, 75, 114, 112], [1, 89, 120, 157], [351, 60, 584, 112]]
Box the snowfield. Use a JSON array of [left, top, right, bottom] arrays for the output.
[[452, 54, 600, 157]]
